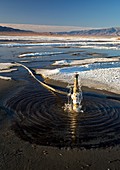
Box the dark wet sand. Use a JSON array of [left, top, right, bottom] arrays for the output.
[[0, 78, 120, 170]]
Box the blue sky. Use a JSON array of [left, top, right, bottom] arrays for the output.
[[0, 0, 120, 28]]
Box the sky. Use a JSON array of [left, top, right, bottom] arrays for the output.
[[0, 0, 120, 28]]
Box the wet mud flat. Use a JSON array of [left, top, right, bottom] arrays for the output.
[[0, 78, 120, 169]]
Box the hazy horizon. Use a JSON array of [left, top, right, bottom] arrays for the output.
[[0, 23, 94, 32], [0, 23, 118, 33]]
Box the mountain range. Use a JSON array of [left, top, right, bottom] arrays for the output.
[[0, 25, 32, 33], [57, 27, 120, 36], [0, 24, 120, 36]]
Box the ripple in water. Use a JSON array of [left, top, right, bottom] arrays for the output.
[[6, 84, 120, 149]]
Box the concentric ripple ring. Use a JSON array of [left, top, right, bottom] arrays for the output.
[[6, 84, 120, 149]]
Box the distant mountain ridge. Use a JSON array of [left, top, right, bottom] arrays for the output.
[[0, 25, 32, 32], [0, 23, 91, 33], [0, 25, 120, 36], [57, 27, 120, 36]]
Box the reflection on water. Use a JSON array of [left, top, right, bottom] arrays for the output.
[[69, 112, 78, 142]]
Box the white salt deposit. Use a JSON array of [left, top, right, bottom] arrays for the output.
[[0, 36, 120, 50], [36, 63, 120, 94], [0, 76, 12, 80], [19, 52, 63, 58], [0, 68, 17, 73], [0, 63, 17, 80], [0, 35, 117, 41], [36, 68, 59, 76], [52, 58, 120, 66], [0, 63, 16, 70]]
